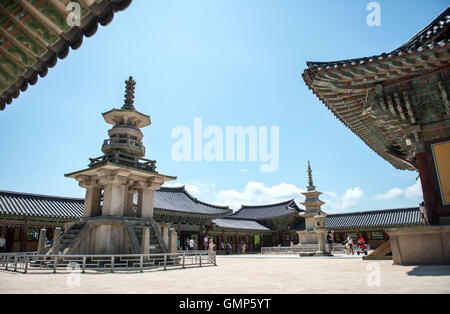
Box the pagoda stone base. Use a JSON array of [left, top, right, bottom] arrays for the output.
[[388, 226, 450, 265], [297, 231, 319, 245], [63, 217, 168, 255]]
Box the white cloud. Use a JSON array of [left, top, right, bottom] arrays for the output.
[[375, 179, 422, 201], [163, 180, 216, 197], [322, 187, 364, 213], [163, 180, 365, 213], [213, 181, 305, 210]]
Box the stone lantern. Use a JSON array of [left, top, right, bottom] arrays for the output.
[[313, 210, 328, 256]]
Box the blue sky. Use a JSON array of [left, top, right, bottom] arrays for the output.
[[0, 0, 447, 212]]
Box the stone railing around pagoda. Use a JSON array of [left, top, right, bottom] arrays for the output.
[[89, 151, 157, 173]]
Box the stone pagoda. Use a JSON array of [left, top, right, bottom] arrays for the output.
[[297, 162, 327, 246], [64, 77, 176, 255]]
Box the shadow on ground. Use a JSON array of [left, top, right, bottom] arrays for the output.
[[407, 266, 450, 277]]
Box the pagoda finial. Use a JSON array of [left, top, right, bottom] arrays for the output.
[[307, 161, 315, 191], [122, 76, 136, 110]]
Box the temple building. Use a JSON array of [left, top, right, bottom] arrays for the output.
[[0, 162, 425, 253], [0, 0, 132, 110], [302, 7, 450, 264], [210, 199, 305, 252]]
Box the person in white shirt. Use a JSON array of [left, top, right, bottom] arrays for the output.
[[208, 239, 215, 251], [419, 202, 429, 226], [0, 235, 6, 253], [346, 234, 354, 255], [203, 236, 209, 250], [189, 238, 195, 250]]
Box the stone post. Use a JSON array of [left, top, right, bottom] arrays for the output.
[[163, 224, 170, 249], [141, 227, 150, 254], [313, 212, 328, 256], [124, 190, 135, 217], [157, 223, 170, 249], [316, 228, 326, 255], [140, 188, 154, 218], [169, 228, 178, 253], [83, 187, 102, 218], [98, 170, 129, 217], [53, 227, 61, 254], [102, 183, 127, 216], [37, 229, 47, 255]]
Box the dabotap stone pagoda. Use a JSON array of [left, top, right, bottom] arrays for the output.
[[64, 77, 176, 255]]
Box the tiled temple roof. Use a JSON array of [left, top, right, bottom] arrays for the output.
[[154, 186, 232, 218], [306, 7, 450, 71], [212, 218, 271, 231], [0, 190, 425, 231], [325, 207, 424, 230], [0, 190, 84, 219], [0, 187, 232, 220], [231, 200, 303, 220], [0, 0, 132, 110], [302, 7, 450, 171]]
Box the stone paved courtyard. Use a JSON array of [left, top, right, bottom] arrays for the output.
[[0, 255, 449, 294]]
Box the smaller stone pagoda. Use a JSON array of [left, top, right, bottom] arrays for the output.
[[297, 162, 327, 245]]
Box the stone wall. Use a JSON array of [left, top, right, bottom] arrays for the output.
[[389, 226, 450, 265]]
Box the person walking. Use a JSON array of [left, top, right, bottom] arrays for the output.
[[419, 202, 429, 226], [326, 231, 333, 256], [208, 239, 215, 252], [226, 242, 232, 255], [203, 235, 209, 250], [0, 234, 5, 253], [346, 234, 354, 255], [189, 238, 195, 251]]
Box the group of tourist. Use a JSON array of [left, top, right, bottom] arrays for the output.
[[178, 236, 248, 254]]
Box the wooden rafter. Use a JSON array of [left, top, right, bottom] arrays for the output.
[[17, 0, 63, 35], [0, 6, 50, 49], [78, 0, 96, 7], [0, 46, 27, 71], [0, 63, 18, 81], [46, 0, 69, 16], [0, 27, 38, 60]]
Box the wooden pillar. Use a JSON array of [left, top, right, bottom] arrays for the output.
[[416, 151, 440, 225], [5, 227, 14, 252], [20, 221, 29, 252]]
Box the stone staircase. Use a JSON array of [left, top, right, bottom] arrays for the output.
[[363, 240, 392, 260], [132, 224, 164, 254], [59, 223, 86, 254]]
